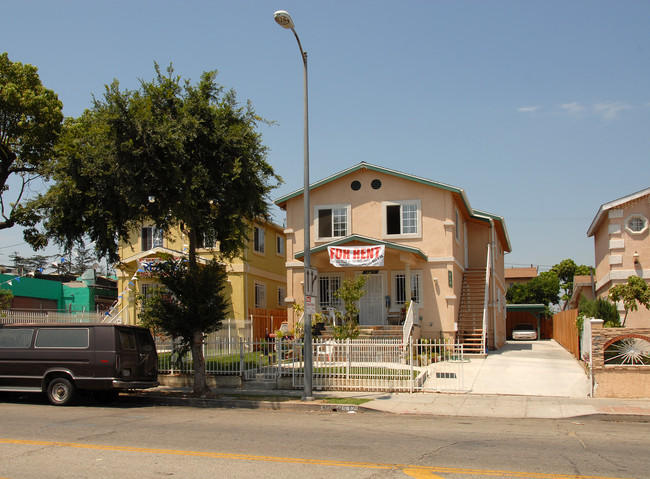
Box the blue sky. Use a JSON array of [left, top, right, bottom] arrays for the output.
[[1, 0, 648, 270]]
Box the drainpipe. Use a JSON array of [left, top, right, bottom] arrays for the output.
[[489, 218, 497, 349]]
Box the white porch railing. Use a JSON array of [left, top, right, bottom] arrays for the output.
[[402, 301, 415, 344], [481, 244, 491, 353]]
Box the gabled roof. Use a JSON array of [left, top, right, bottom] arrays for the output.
[[587, 187, 650, 237], [294, 234, 428, 262], [118, 247, 211, 266], [275, 162, 511, 251]]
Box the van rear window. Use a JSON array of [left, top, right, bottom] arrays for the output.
[[35, 328, 89, 349], [0, 328, 33, 348]]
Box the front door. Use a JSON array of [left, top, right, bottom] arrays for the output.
[[359, 274, 384, 325]]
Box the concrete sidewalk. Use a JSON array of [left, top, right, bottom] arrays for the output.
[[132, 340, 650, 419]]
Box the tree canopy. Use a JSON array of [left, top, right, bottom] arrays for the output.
[[0, 52, 63, 232], [25, 64, 281, 395], [506, 270, 560, 314], [608, 275, 650, 326], [550, 259, 592, 308]]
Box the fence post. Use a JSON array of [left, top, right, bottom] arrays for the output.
[[409, 337, 413, 394], [277, 337, 282, 376], [346, 339, 351, 380], [239, 337, 245, 380]]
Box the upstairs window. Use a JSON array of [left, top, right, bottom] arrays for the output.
[[317, 205, 349, 240], [276, 235, 285, 256], [254, 226, 265, 254], [626, 214, 648, 235], [198, 228, 217, 249], [141, 227, 164, 250], [384, 200, 420, 237]]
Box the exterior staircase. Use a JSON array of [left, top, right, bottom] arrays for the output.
[[457, 268, 487, 354]]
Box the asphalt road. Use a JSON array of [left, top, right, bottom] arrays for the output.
[[0, 395, 648, 479]]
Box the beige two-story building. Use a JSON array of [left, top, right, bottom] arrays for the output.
[[276, 163, 511, 352], [587, 187, 650, 327]]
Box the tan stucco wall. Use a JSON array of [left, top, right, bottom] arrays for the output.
[[591, 326, 650, 398], [281, 167, 507, 342], [591, 196, 650, 328]]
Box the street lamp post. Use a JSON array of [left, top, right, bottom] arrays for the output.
[[274, 10, 314, 400]]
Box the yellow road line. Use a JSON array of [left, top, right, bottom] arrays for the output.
[[0, 438, 634, 479]]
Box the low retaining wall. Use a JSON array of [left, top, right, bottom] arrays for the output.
[[591, 323, 650, 398], [159, 374, 243, 389]]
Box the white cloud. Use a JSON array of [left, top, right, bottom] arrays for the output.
[[517, 106, 540, 113], [593, 101, 631, 121], [559, 101, 587, 117]]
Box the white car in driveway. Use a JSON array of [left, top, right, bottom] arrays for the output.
[[512, 323, 537, 340]]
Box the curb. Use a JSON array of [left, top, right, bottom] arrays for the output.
[[122, 393, 367, 413]]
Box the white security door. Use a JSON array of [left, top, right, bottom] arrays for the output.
[[359, 274, 384, 325]]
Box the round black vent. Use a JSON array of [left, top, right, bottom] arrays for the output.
[[351, 180, 361, 191], [371, 179, 382, 189]]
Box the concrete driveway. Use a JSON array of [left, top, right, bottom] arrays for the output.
[[463, 340, 590, 398]]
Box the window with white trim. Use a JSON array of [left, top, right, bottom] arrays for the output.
[[318, 274, 343, 309], [276, 235, 285, 256], [254, 282, 266, 308], [455, 208, 460, 242], [626, 214, 648, 234], [384, 200, 420, 237], [316, 205, 349, 240], [277, 287, 286, 307], [253, 226, 265, 254], [392, 271, 421, 305], [198, 228, 217, 249], [141, 226, 164, 250]]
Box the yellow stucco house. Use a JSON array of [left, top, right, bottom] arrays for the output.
[[112, 220, 287, 331], [587, 187, 650, 327], [275, 163, 511, 352]]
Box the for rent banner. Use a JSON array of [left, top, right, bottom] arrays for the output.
[[327, 245, 385, 267]]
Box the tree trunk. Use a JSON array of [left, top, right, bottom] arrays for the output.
[[187, 226, 210, 396], [190, 330, 210, 396]]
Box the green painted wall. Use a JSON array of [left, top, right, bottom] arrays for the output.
[[0, 274, 63, 307]]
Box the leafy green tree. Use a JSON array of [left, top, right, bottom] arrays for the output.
[[506, 271, 560, 315], [139, 257, 230, 393], [608, 276, 650, 327], [550, 259, 592, 309], [0, 289, 13, 312], [0, 52, 63, 233], [332, 276, 366, 340], [578, 295, 620, 330], [25, 64, 280, 395]]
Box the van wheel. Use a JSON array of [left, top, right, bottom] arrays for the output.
[[93, 390, 119, 404], [47, 378, 75, 406]]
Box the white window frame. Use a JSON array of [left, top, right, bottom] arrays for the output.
[[455, 208, 461, 243], [253, 226, 265, 254], [277, 287, 286, 307], [625, 214, 648, 235], [391, 270, 422, 306], [276, 235, 285, 257], [315, 204, 350, 241], [141, 226, 164, 251], [254, 282, 266, 308], [318, 273, 344, 310], [382, 200, 421, 239]]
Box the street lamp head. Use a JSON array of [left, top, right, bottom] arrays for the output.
[[273, 10, 295, 29]]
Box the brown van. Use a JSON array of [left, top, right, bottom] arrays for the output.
[[0, 323, 158, 405]]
